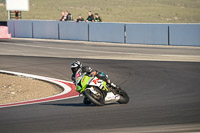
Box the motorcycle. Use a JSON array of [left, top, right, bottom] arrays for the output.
[[75, 69, 129, 106]]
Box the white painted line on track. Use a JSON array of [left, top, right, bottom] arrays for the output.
[[0, 70, 79, 108], [2, 42, 200, 58], [11, 38, 200, 49], [1, 42, 146, 55]]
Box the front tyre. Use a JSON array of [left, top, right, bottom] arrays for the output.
[[117, 90, 129, 104], [83, 97, 91, 105], [83, 89, 105, 106]]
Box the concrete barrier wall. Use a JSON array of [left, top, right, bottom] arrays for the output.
[[89, 23, 125, 43], [7, 20, 200, 46], [7, 20, 15, 37], [59, 21, 88, 41], [126, 24, 169, 45], [33, 21, 59, 39], [169, 24, 200, 46], [14, 20, 33, 38]]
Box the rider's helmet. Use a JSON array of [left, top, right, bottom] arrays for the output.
[[70, 61, 82, 73]]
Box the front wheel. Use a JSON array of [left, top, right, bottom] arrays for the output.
[[83, 88, 105, 106], [83, 97, 91, 105], [117, 90, 129, 104]]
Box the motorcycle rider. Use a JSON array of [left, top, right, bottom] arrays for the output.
[[70, 61, 120, 104]]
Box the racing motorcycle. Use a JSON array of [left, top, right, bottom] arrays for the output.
[[75, 69, 129, 106]]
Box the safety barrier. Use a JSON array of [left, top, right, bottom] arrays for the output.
[[126, 24, 169, 45], [169, 24, 200, 46], [33, 21, 59, 39], [59, 21, 88, 41], [7, 20, 200, 46], [89, 23, 125, 43], [7, 20, 15, 37], [0, 26, 11, 39], [15, 20, 33, 38]]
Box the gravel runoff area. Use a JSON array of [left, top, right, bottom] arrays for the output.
[[0, 73, 63, 104]]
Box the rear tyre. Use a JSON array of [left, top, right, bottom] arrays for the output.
[[117, 90, 129, 104], [83, 89, 105, 106]]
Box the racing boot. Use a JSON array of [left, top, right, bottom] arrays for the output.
[[110, 83, 121, 90], [107, 80, 121, 92]]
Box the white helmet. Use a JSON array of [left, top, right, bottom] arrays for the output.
[[70, 61, 82, 73]]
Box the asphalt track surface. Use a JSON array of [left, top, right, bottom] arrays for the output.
[[0, 39, 200, 133]]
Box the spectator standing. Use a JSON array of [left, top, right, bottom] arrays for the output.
[[94, 13, 102, 22], [86, 11, 94, 22], [76, 14, 84, 22]]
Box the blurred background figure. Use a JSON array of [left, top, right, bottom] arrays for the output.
[[60, 12, 65, 21], [76, 14, 84, 22], [94, 13, 102, 22], [86, 11, 94, 22], [64, 11, 68, 21], [14, 11, 19, 19], [64, 11, 73, 21]]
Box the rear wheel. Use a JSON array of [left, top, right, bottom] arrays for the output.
[[83, 88, 105, 106]]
